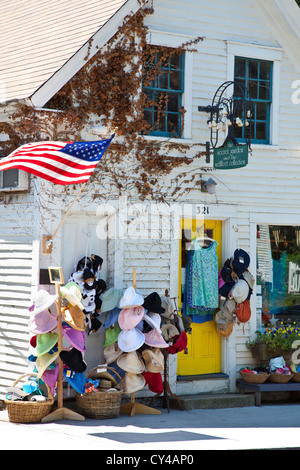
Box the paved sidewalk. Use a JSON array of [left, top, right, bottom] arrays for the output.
[[0, 403, 300, 451]]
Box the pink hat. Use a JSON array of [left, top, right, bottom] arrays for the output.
[[41, 363, 59, 395], [62, 324, 86, 352], [144, 328, 168, 348], [29, 309, 58, 334], [118, 306, 145, 330]]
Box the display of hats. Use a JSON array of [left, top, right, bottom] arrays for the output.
[[41, 363, 59, 396], [36, 332, 58, 356], [60, 282, 84, 311], [103, 307, 121, 329], [122, 372, 146, 394], [102, 324, 122, 348], [36, 351, 59, 378], [63, 368, 86, 394], [118, 306, 145, 330], [29, 309, 58, 334], [142, 348, 164, 373], [161, 324, 180, 342], [144, 328, 168, 348], [117, 351, 145, 374], [118, 286, 144, 309], [62, 324, 86, 352], [144, 312, 162, 334], [60, 347, 87, 373], [103, 343, 123, 364], [232, 249, 250, 275], [117, 328, 145, 352], [230, 279, 249, 304], [29, 289, 58, 316], [142, 292, 165, 314], [62, 305, 86, 331], [101, 288, 123, 313]]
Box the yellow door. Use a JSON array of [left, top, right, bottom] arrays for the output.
[[177, 219, 222, 376]]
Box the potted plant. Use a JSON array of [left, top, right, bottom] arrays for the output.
[[247, 323, 300, 363]]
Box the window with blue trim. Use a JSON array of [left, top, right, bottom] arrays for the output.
[[142, 48, 184, 138], [234, 57, 273, 144]]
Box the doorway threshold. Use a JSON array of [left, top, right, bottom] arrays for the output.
[[177, 373, 228, 382]]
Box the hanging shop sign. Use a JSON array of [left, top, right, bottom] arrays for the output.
[[213, 140, 248, 170]]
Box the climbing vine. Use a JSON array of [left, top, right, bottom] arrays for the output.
[[1, 5, 208, 202]]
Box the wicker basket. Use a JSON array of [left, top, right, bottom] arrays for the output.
[[75, 366, 122, 419], [239, 371, 270, 383], [268, 372, 293, 383], [4, 373, 54, 423], [291, 373, 300, 383]]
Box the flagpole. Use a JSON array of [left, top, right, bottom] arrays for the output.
[[44, 181, 87, 253]]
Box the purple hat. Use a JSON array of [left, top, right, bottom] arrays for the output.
[[29, 309, 58, 334], [62, 324, 86, 352], [144, 328, 168, 348], [41, 363, 59, 395]]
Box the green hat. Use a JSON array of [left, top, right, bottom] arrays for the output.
[[36, 332, 58, 356], [101, 288, 123, 313], [102, 324, 121, 348]]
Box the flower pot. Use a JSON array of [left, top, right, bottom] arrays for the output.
[[250, 344, 294, 364]]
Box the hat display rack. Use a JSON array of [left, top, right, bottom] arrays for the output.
[[119, 269, 161, 417]]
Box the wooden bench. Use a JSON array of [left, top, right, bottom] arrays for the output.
[[236, 379, 300, 406]]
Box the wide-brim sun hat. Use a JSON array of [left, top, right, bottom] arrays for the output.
[[29, 309, 58, 334], [36, 332, 58, 356], [143, 312, 162, 334], [118, 306, 145, 330], [118, 286, 144, 309], [62, 305, 86, 332], [117, 351, 145, 374], [62, 324, 86, 352], [36, 351, 59, 378], [30, 289, 58, 315], [101, 288, 123, 313], [59, 347, 87, 373], [122, 372, 146, 394], [60, 282, 84, 311], [161, 324, 179, 342], [144, 328, 168, 348], [117, 328, 145, 352], [142, 348, 164, 373], [102, 324, 122, 348], [142, 292, 165, 314], [103, 343, 123, 364]]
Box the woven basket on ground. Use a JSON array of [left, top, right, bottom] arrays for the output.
[[76, 366, 122, 419], [239, 371, 270, 383], [291, 372, 300, 383], [268, 372, 293, 383], [4, 373, 54, 423]]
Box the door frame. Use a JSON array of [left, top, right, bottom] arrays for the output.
[[169, 203, 239, 391]]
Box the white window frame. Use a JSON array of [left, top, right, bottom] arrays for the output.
[[226, 41, 282, 148], [0, 169, 29, 192]]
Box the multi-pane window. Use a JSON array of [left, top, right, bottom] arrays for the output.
[[234, 57, 273, 144], [142, 48, 184, 138]]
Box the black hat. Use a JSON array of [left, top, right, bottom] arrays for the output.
[[232, 249, 250, 275], [59, 348, 87, 373], [142, 292, 165, 314]]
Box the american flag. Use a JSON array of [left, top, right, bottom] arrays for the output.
[[0, 135, 114, 185]]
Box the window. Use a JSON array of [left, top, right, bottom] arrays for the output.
[[257, 225, 300, 325], [1, 168, 19, 189], [142, 48, 184, 138], [234, 57, 273, 144]]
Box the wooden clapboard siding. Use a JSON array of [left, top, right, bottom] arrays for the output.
[[0, 240, 33, 398]]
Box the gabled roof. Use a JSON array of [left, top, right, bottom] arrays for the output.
[[0, 0, 143, 106]]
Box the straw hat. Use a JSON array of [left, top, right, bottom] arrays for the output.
[[98, 379, 113, 391], [144, 328, 168, 348], [36, 351, 59, 378], [142, 349, 164, 373], [36, 332, 58, 356], [62, 324, 86, 352], [101, 288, 123, 313], [143, 312, 162, 334], [30, 290, 58, 315], [103, 342, 123, 364], [29, 309, 58, 334], [117, 328, 145, 352], [118, 286, 144, 309], [122, 372, 146, 394], [62, 305, 86, 331], [118, 306, 145, 330], [117, 351, 145, 374], [88, 369, 118, 387], [60, 282, 84, 311], [161, 324, 179, 342]]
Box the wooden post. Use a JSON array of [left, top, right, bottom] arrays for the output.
[[41, 282, 85, 422]]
